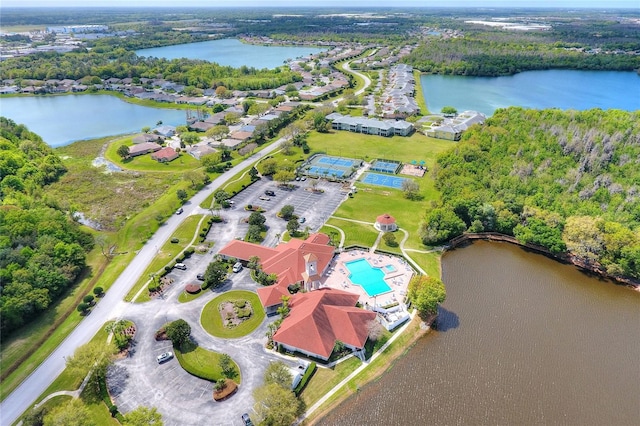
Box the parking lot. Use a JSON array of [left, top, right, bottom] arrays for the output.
[[229, 178, 349, 241]]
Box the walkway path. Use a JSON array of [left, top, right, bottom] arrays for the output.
[[323, 223, 345, 249]]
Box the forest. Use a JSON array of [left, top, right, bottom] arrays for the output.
[[421, 108, 640, 280], [0, 118, 94, 334], [0, 48, 301, 91]]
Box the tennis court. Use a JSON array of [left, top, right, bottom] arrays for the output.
[[370, 159, 401, 174], [302, 154, 361, 179], [361, 172, 408, 189]]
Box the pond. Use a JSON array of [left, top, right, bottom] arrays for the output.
[[1, 95, 185, 147], [135, 38, 327, 69], [319, 241, 640, 425], [420, 70, 640, 116]]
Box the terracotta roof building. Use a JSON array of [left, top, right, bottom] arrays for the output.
[[128, 142, 161, 157], [374, 213, 397, 232], [151, 147, 179, 163], [273, 289, 376, 361], [218, 233, 335, 314]]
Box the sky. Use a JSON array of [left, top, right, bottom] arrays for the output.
[[1, 0, 638, 8]]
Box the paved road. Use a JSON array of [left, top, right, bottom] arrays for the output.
[[0, 140, 284, 426]]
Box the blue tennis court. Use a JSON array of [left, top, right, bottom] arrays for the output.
[[361, 172, 407, 189], [370, 160, 401, 174], [317, 157, 357, 168], [308, 166, 346, 177]]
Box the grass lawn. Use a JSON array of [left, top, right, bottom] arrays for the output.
[[201, 291, 266, 338], [105, 139, 201, 173], [126, 214, 205, 302], [322, 219, 378, 249], [414, 70, 429, 115], [175, 341, 241, 383], [404, 251, 442, 278], [300, 357, 362, 408]]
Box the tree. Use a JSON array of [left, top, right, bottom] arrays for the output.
[[117, 145, 130, 159], [246, 225, 263, 243], [249, 166, 259, 180], [407, 275, 446, 316], [264, 361, 293, 389], [367, 320, 385, 341], [214, 189, 230, 206], [219, 353, 237, 379], [441, 106, 457, 116], [141, 126, 151, 133], [66, 341, 113, 383], [274, 170, 295, 186], [223, 112, 240, 125], [253, 383, 303, 426], [77, 302, 90, 314], [176, 189, 188, 203], [287, 218, 300, 236], [419, 208, 466, 245], [93, 287, 104, 297], [83, 294, 95, 304], [165, 319, 191, 349], [401, 179, 421, 200], [279, 205, 295, 220], [43, 398, 93, 426], [205, 124, 229, 141], [258, 158, 278, 176], [122, 406, 163, 426], [382, 232, 397, 247], [248, 211, 266, 228], [180, 132, 200, 146], [280, 139, 294, 155], [204, 259, 228, 289]]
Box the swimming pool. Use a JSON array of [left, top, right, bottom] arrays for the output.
[[345, 258, 392, 297]]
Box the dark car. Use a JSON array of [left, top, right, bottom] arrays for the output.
[[196, 273, 205, 281], [241, 413, 253, 426], [264, 190, 275, 196]]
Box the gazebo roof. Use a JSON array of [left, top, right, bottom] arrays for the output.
[[376, 213, 396, 225]]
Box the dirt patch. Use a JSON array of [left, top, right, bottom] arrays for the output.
[[213, 379, 238, 401]]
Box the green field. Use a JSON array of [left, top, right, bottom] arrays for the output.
[[200, 291, 266, 338]]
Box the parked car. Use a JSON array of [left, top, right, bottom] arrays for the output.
[[156, 351, 173, 363], [176, 207, 183, 215], [265, 190, 275, 196], [259, 196, 270, 201], [196, 273, 205, 281], [174, 263, 187, 270], [299, 217, 306, 223], [241, 413, 253, 426], [233, 262, 243, 273]]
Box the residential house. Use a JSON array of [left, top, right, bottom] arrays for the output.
[[425, 110, 486, 141], [153, 125, 177, 137], [151, 147, 179, 163], [325, 113, 413, 137], [128, 142, 161, 157], [133, 133, 164, 144]]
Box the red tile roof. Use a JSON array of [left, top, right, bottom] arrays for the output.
[[218, 233, 335, 308], [151, 147, 178, 162], [273, 289, 376, 359], [376, 213, 396, 225]]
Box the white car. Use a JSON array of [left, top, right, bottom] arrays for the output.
[[156, 351, 173, 363], [232, 262, 243, 273]]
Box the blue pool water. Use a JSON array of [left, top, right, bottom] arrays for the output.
[[345, 259, 392, 297], [383, 264, 396, 273]]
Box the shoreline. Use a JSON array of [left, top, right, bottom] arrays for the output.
[[446, 233, 640, 292]]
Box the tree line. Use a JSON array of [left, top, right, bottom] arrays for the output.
[[421, 108, 640, 280], [0, 118, 94, 334]]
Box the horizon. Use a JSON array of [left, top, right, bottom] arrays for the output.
[[1, 0, 639, 9]]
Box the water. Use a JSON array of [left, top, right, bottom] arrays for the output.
[[421, 70, 640, 116], [319, 241, 640, 425], [135, 38, 326, 69], [0, 95, 185, 147], [345, 258, 391, 297]]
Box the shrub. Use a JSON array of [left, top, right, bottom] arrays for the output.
[[234, 300, 246, 308], [148, 282, 159, 293], [109, 405, 118, 417], [294, 362, 317, 396], [171, 237, 179, 243], [382, 232, 398, 247], [77, 302, 89, 313], [83, 294, 95, 304], [93, 287, 104, 296], [184, 247, 195, 256], [237, 308, 252, 318]]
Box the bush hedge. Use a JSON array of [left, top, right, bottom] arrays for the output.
[[294, 362, 317, 396]]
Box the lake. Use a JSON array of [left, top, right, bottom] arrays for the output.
[[135, 38, 327, 69], [319, 241, 640, 425], [421, 70, 640, 116], [0, 95, 186, 147]]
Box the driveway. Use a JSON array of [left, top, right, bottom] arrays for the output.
[[108, 273, 292, 426]]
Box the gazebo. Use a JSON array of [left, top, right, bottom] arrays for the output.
[[374, 213, 397, 232]]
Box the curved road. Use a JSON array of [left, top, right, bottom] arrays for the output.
[[0, 140, 284, 426]]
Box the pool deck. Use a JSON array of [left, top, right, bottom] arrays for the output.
[[320, 249, 414, 307]]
